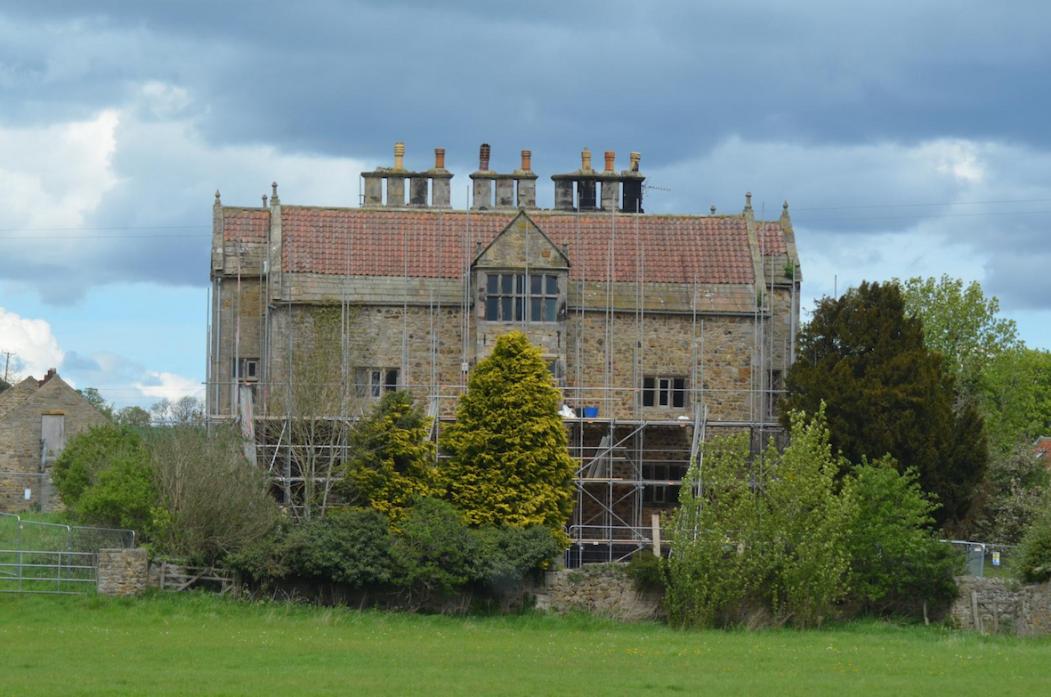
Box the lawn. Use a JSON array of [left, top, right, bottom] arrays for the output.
[[1, 593, 1049, 696]]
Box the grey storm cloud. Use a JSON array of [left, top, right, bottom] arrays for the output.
[[4, 0, 1051, 163], [2, 0, 1051, 322]]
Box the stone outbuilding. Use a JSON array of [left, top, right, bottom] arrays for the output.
[[0, 370, 108, 512]]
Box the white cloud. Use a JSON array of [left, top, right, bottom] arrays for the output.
[[135, 371, 204, 402], [0, 109, 119, 229], [0, 81, 372, 302], [0, 306, 64, 380]]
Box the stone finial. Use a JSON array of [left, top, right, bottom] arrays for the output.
[[604, 151, 615, 173], [393, 141, 406, 170], [629, 151, 641, 172], [271, 182, 279, 204], [710, 204, 716, 215], [214, 190, 221, 206], [520, 149, 532, 172], [783, 200, 789, 211], [434, 147, 446, 170], [745, 192, 752, 210], [581, 148, 593, 172], [479, 143, 491, 171], [262, 194, 268, 207]]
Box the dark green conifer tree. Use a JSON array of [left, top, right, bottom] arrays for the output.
[[782, 281, 987, 527]]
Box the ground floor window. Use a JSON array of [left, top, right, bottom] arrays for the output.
[[354, 367, 399, 398], [235, 357, 259, 383], [642, 375, 687, 408]]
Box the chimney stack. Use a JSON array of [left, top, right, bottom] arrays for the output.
[[621, 152, 643, 213], [430, 147, 452, 208], [600, 151, 619, 210], [361, 142, 455, 208], [469, 144, 537, 210], [471, 143, 495, 209], [516, 150, 537, 208]]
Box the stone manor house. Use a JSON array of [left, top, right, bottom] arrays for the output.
[[208, 143, 802, 563]]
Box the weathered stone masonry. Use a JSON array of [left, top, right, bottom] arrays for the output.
[[207, 143, 802, 558]]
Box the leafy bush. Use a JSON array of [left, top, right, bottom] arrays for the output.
[[52, 424, 158, 532], [230, 508, 394, 588], [841, 461, 959, 618], [626, 552, 664, 593], [149, 426, 280, 563], [390, 498, 478, 595], [1016, 497, 1051, 583], [471, 525, 562, 589]]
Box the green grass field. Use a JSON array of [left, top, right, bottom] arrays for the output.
[[1, 593, 1049, 696]]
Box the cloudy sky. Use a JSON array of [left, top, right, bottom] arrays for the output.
[[1, 1, 1049, 407]]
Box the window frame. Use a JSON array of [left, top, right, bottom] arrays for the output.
[[235, 357, 259, 383], [354, 366, 400, 398], [483, 271, 560, 323], [641, 375, 688, 409]]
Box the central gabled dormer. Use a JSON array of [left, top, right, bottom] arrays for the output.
[[473, 210, 570, 379]]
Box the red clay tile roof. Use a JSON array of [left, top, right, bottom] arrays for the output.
[[759, 221, 788, 256], [256, 207, 792, 285], [222, 209, 269, 242]]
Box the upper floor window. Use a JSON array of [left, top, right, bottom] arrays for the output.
[[484, 272, 559, 322], [642, 375, 687, 408], [354, 367, 399, 398]]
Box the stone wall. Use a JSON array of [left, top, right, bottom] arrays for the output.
[[97, 548, 148, 596], [951, 576, 1051, 635], [538, 563, 662, 622]]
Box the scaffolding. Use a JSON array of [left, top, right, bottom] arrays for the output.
[[206, 186, 797, 566]]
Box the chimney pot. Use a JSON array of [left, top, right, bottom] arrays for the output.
[[520, 149, 532, 172], [604, 151, 615, 173], [581, 148, 592, 172], [434, 147, 446, 170], [745, 192, 753, 210], [710, 204, 716, 215], [629, 152, 641, 172], [262, 194, 268, 207], [479, 143, 491, 171], [393, 142, 406, 170]]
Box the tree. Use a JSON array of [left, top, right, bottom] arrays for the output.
[[51, 424, 156, 532], [968, 444, 1049, 544], [439, 331, 575, 532], [150, 396, 203, 425], [782, 281, 987, 527], [898, 275, 1021, 397], [978, 348, 1051, 454], [148, 425, 280, 563], [78, 387, 114, 420], [841, 462, 960, 617], [338, 391, 439, 522], [116, 405, 152, 428], [663, 408, 853, 628]]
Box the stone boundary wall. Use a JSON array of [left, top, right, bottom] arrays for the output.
[[96, 548, 148, 597], [537, 563, 662, 622], [951, 576, 1051, 635]]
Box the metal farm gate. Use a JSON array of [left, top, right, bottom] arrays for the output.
[[0, 513, 135, 595]]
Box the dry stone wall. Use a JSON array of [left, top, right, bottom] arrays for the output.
[[539, 563, 662, 622], [951, 576, 1051, 635]]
